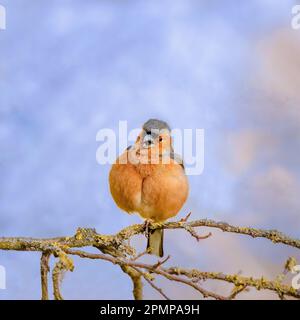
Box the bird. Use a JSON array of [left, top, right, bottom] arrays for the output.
[[109, 119, 189, 257]]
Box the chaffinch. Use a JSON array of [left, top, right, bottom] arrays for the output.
[[109, 119, 189, 257]]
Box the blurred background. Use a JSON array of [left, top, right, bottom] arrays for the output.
[[0, 0, 300, 299]]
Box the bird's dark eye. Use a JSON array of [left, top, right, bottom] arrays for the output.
[[159, 137, 163, 142]]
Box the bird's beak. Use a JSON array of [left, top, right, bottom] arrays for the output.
[[142, 134, 155, 148]]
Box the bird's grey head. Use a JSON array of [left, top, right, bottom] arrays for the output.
[[143, 119, 171, 133], [141, 119, 171, 148]]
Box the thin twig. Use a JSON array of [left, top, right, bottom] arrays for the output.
[[181, 224, 212, 241], [153, 255, 171, 269], [132, 267, 170, 300], [228, 284, 248, 299], [180, 211, 192, 222], [131, 250, 148, 261]]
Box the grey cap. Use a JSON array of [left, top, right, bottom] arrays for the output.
[[142, 119, 171, 135]]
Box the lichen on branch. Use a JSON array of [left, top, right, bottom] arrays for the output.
[[0, 215, 299, 300]]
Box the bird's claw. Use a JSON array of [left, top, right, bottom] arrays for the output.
[[143, 219, 152, 235]]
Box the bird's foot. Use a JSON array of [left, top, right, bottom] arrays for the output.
[[143, 219, 152, 235], [143, 219, 164, 235]]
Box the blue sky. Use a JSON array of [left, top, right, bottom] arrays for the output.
[[0, 0, 299, 299]]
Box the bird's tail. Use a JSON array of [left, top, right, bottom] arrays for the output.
[[147, 228, 164, 257]]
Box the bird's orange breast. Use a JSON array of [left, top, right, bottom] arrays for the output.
[[109, 151, 189, 222]]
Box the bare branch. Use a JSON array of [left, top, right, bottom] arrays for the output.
[[65, 248, 227, 300], [152, 255, 171, 269], [166, 267, 300, 299], [163, 219, 300, 249], [120, 265, 143, 300], [132, 267, 171, 300], [51, 249, 74, 300], [1, 219, 299, 252], [40, 252, 50, 300], [131, 250, 148, 261]]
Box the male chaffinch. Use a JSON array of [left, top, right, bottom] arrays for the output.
[[109, 119, 189, 257]]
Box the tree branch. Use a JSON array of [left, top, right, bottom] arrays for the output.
[[40, 252, 50, 300], [120, 265, 143, 300], [0, 217, 299, 299]]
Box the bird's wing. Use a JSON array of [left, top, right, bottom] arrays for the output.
[[170, 152, 185, 170]]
